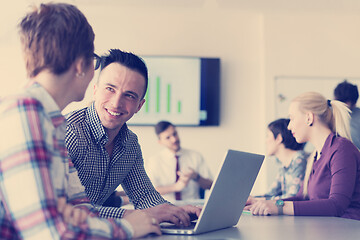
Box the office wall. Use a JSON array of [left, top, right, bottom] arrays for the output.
[[75, 1, 268, 194], [2, 1, 360, 194], [262, 13, 360, 186], [264, 13, 360, 120]]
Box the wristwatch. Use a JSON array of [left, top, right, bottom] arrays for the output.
[[275, 199, 284, 215]]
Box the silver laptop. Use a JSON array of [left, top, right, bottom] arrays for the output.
[[160, 149, 264, 235]]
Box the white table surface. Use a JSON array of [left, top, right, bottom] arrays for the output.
[[139, 213, 360, 240]]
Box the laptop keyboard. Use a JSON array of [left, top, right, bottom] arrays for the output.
[[160, 221, 197, 230]]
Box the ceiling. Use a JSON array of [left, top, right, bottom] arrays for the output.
[[69, 0, 360, 13]]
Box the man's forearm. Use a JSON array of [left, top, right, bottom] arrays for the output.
[[197, 176, 212, 190]]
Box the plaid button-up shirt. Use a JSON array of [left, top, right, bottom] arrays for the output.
[[0, 83, 131, 239]]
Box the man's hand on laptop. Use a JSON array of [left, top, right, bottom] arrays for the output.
[[179, 204, 202, 221], [123, 210, 162, 238], [141, 203, 201, 226]]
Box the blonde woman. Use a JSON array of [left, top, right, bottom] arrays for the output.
[[246, 92, 360, 220]]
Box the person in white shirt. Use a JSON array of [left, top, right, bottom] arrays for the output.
[[146, 121, 213, 202]]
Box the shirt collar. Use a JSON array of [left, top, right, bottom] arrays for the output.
[[163, 147, 183, 158], [320, 132, 336, 156], [325, 132, 336, 146], [85, 102, 129, 145], [26, 82, 65, 128]]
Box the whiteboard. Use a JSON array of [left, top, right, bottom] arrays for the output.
[[275, 76, 360, 118]]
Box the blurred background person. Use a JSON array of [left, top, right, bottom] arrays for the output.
[[146, 121, 213, 202], [249, 118, 308, 202], [334, 80, 360, 149]]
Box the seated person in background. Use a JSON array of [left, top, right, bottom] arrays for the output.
[[66, 49, 200, 225], [334, 80, 360, 149], [246, 92, 360, 221], [145, 121, 213, 202], [250, 118, 308, 200], [0, 3, 160, 239]]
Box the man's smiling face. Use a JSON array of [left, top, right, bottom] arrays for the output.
[[94, 63, 145, 135]]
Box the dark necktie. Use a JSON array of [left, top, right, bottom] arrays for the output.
[[175, 155, 181, 200]]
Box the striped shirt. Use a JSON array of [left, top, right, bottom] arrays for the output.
[[65, 103, 167, 218], [0, 83, 131, 239]]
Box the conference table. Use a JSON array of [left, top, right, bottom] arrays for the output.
[[140, 213, 360, 240]]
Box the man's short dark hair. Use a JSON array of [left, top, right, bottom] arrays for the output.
[[268, 118, 305, 151], [155, 121, 174, 136], [98, 49, 148, 99], [334, 80, 359, 106]]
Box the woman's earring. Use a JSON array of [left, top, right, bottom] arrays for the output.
[[76, 72, 85, 78]]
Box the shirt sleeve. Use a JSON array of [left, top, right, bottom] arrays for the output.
[[65, 120, 96, 205], [122, 144, 168, 209], [0, 98, 131, 239], [96, 148, 169, 219], [97, 205, 126, 218], [279, 154, 307, 199], [263, 172, 282, 199], [65, 122, 79, 167], [292, 146, 357, 216], [67, 158, 91, 205], [283, 184, 306, 201], [196, 153, 212, 180]]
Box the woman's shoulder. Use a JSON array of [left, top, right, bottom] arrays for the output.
[[296, 150, 309, 158], [331, 135, 360, 158], [291, 150, 309, 162], [289, 150, 308, 168], [333, 135, 358, 149]]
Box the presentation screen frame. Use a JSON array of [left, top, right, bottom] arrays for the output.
[[127, 56, 220, 126]]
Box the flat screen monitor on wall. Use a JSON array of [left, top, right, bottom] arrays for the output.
[[127, 56, 220, 126]]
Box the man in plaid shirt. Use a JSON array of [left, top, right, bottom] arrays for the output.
[[0, 3, 162, 239]]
